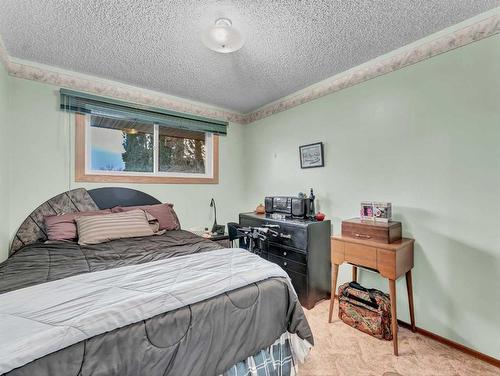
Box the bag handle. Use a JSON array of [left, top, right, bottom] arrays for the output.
[[347, 282, 379, 308], [349, 281, 368, 291]]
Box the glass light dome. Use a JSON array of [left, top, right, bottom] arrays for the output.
[[201, 18, 244, 54]]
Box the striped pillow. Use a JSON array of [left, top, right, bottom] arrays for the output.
[[75, 209, 156, 245], [111, 203, 180, 231]]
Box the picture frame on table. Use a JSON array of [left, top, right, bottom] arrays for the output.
[[299, 142, 324, 169], [360, 201, 392, 222]]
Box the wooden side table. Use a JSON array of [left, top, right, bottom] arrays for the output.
[[328, 235, 415, 356]]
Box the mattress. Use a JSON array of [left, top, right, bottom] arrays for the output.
[[0, 230, 313, 376]]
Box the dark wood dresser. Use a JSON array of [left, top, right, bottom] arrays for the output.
[[239, 212, 331, 309]]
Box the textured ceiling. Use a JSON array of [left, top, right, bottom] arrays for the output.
[[0, 1, 499, 113]]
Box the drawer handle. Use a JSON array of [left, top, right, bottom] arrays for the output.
[[283, 251, 287, 256], [354, 233, 371, 239], [280, 233, 292, 239], [283, 262, 287, 266]]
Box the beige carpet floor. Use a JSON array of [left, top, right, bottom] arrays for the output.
[[298, 300, 499, 376]]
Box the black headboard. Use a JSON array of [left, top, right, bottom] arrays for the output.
[[88, 187, 161, 209], [10, 187, 162, 256]]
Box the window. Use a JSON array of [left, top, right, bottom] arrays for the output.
[[64, 89, 225, 184], [75, 114, 218, 183]]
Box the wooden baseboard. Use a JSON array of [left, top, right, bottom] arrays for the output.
[[328, 296, 499, 368], [397, 320, 500, 369]]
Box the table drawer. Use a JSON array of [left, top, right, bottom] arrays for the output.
[[268, 254, 307, 275], [267, 242, 307, 264], [344, 242, 377, 269], [331, 239, 345, 264]]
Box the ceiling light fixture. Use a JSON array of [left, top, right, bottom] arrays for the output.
[[201, 18, 244, 54]]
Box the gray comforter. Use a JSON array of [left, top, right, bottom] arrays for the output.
[[0, 231, 313, 376]]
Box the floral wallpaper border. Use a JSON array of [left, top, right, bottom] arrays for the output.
[[0, 35, 245, 124], [242, 12, 500, 124], [0, 36, 9, 73], [8, 61, 246, 124], [1, 12, 499, 125]]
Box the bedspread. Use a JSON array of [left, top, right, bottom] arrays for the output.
[[0, 232, 313, 376], [0, 230, 222, 294]]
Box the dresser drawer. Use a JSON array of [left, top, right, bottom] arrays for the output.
[[344, 242, 377, 269], [267, 242, 307, 264], [239, 215, 308, 250], [268, 254, 307, 275], [287, 268, 308, 305], [256, 250, 268, 260], [266, 224, 307, 250]]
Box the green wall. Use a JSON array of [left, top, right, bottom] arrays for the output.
[[1, 17, 499, 360], [1, 77, 246, 261], [0, 63, 8, 259], [242, 34, 500, 358]]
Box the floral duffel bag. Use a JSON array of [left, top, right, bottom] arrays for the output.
[[338, 281, 392, 340]]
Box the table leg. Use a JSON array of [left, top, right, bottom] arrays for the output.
[[352, 266, 358, 282], [406, 270, 416, 332], [389, 279, 398, 356], [328, 263, 339, 323]]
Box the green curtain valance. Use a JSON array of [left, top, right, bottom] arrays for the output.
[[60, 89, 228, 135]]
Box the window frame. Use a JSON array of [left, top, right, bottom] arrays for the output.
[[75, 113, 219, 184]]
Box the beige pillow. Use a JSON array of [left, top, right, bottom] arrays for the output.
[[75, 209, 159, 245]]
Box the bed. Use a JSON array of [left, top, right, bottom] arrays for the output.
[[0, 188, 313, 376]]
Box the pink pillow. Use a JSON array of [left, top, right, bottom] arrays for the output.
[[112, 203, 180, 231], [44, 209, 112, 241]]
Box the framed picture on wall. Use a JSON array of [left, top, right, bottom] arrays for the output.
[[299, 142, 324, 169]]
